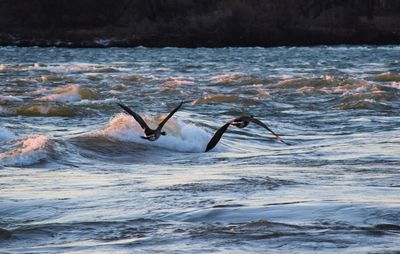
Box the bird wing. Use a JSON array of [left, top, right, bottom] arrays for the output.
[[117, 102, 150, 131], [205, 122, 231, 152], [156, 101, 184, 131], [248, 117, 290, 145]]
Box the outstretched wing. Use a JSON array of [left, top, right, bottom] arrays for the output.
[[117, 102, 150, 131], [156, 101, 184, 131], [205, 122, 231, 152], [248, 117, 290, 145]]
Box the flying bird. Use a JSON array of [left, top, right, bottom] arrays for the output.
[[205, 115, 289, 152], [117, 101, 185, 141]]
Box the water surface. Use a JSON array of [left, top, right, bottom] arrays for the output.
[[1, 46, 400, 253]]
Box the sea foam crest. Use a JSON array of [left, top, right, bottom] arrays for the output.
[[0, 64, 7, 71], [36, 84, 98, 102], [0, 95, 24, 103], [95, 113, 212, 153], [0, 135, 50, 166]]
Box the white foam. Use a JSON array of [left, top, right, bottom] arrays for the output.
[[72, 98, 116, 105], [0, 135, 50, 167], [36, 84, 81, 102], [0, 64, 7, 71], [95, 113, 212, 153], [391, 82, 400, 89], [49, 63, 121, 73], [210, 72, 263, 86], [0, 95, 24, 103], [163, 77, 194, 87], [35, 84, 99, 103], [95, 38, 111, 46], [0, 127, 16, 142]]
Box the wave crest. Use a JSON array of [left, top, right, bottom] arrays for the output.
[[94, 113, 211, 153], [36, 84, 99, 102], [369, 72, 400, 82], [0, 95, 24, 103], [211, 73, 266, 86], [0, 64, 7, 71], [15, 104, 76, 117], [0, 135, 50, 166]]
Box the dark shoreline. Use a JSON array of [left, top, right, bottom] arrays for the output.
[[1, 0, 400, 48], [1, 42, 399, 49]]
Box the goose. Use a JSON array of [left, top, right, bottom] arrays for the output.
[[205, 115, 289, 152], [117, 101, 185, 141]]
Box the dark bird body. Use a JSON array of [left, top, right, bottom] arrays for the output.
[[117, 101, 184, 141], [205, 115, 288, 152]]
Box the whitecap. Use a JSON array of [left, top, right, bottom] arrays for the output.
[[211, 73, 265, 85], [36, 84, 99, 102], [52, 64, 120, 73], [72, 98, 117, 106], [0, 135, 50, 167], [94, 113, 212, 153], [0, 95, 24, 103], [36, 84, 81, 102], [391, 82, 400, 89], [163, 77, 194, 87], [95, 38, 111, 46]]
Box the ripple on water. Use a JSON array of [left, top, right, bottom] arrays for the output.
[[0, 126, 16, 142], [159, 176, 299, 193], [0, 46, 399, 253], [192, 94, 261, 106], [5, 218, 159, 249]]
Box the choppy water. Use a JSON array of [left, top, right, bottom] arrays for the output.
[[0, 46, 399, 253]]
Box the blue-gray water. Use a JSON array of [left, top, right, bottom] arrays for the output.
[[0, 46, 399, 253]]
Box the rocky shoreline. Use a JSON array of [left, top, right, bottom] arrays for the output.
[[1, 0, 400, 48]]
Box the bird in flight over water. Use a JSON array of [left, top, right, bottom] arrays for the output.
[[205, 115, 289, 152], [117, 101, 185, 141]]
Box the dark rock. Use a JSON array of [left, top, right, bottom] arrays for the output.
[[0, 0, 399, 47]]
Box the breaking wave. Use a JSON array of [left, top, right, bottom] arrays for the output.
[[369, 72, 400, 82], [49, 64, 121, 74], [0, 95, 24, 103], [271, 76, 400, 109], [71, 98, 117, 106], [36, 84, 99, 102], [0, 64, 7, 71], [211, 73, 267, 86], [0, 135, 50, 166], [93, 113, 211, 153]]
